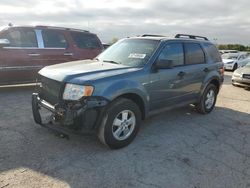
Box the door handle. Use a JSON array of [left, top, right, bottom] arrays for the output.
[[64, 52, 74, 56], [203, 68, 209, 72], [178, 71, 186, 77], [28, 53, 40, 57]]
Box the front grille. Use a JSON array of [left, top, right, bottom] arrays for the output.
[[40, 76, 62, 105], [243, 74, 250, 79]]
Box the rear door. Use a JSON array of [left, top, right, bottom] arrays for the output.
[[181, 42, 208, 95], [38, 29, 75, 66], [0, 28, 42, 85], [70, 32, 103, 60]]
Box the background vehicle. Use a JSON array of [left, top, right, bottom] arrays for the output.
[[102, 43, 111, 49], [222, 52, 249, 71], [0, 26, 103, 85], [32, 34, 224, 149], [232, 62, 250, 88], [219, 50, 238, 54]]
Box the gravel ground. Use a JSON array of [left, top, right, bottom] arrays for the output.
[[0, 71, 249, 188]]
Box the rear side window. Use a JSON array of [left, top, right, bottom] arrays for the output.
[[71, 32, 101, 49], [158, 43, 184, 66], [185, 43, 205, 65], [42, 30, 68, 48], [3, 29, 37, 47], [203, 43, 221, 62]]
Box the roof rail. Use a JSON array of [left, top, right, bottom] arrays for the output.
[[35, 25, 89, 33], [141, 34, 166, 37], [175, 34, 209, 41]]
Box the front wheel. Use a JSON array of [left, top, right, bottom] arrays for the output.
[[196, 84, 218, 114], [97, 98, 141, 149], [233, 63, 238, 71]]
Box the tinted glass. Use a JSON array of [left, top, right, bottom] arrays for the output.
[[185, 43, 205, 65], [203, 43, 221, 62], [3, 29, 37, 47], [71, 32, 101, 49], [42, 30, 67, 48], [98, 39, 159, 67], [157, 43, 184, 66]]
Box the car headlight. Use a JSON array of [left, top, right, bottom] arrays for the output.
[[63, 83, 94, 100], [233, 72, 242, 77]]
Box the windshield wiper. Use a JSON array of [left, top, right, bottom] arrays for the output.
[[102, 60, 121, 65]]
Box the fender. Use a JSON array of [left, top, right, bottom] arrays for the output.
[[200, 73, 222, 97], [101, 80, 150, 115]]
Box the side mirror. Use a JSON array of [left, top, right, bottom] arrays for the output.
[[155, 59, 173, 69], [0, 39, 10, 48]]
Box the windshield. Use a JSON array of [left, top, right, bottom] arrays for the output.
[[97, 39, 159, 67], [222, 54, 238, 59]]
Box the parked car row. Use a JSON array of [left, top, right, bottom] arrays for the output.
[[0, 25, 103, 85], [222, 52, 250, 71], [219, 50, 239, 54], [232, 62, 250, 89]]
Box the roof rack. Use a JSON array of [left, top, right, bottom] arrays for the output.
[[141, 34, 166, 37], [175, 34, 209, 41], [35, 25, 89, 33]]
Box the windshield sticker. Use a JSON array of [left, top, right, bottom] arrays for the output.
[[128, 53, 146, 59]]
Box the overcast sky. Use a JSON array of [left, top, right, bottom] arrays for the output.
[[0, 0, 250, 44]]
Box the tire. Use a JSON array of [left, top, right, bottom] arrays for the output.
[[233, 63, 238, 71], [196, 84, 218, 114], [97, 98, 141, 149]]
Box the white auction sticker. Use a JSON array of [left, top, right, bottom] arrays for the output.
[[128, 53, 146, 59]]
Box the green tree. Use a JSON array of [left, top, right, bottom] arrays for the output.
[[109, 37, 119, 45], [218, 44, 248, 51]]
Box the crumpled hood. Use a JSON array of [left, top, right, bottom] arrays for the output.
[[39, 59, 141, 83]]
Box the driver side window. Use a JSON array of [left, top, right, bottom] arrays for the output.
[[158, 43, 184, 67]]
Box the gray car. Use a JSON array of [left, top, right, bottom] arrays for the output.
[[32, 34, 224, 149], [232, 62, 250, 88]]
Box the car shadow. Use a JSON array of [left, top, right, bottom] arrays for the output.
[[0, 97, 250, 188]]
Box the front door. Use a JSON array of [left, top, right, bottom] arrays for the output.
[[148, 42, 190, 110], [0, 28, 42, 85]]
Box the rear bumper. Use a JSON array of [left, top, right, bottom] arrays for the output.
[[32, 93, 108, 134]]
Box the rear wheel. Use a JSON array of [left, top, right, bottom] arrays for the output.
[[196, 84, 218, 114], [97, 98, 141, 149]]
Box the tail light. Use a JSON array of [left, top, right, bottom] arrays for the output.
[[219, 67, 224, 76]]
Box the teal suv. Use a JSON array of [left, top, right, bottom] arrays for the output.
[[32, 34, 224, 149]]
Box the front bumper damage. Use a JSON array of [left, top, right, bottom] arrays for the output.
[[32, 93, 109, 136]]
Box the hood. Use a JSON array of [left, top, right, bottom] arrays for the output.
[[234, 66, 250, 74], [39, 59, 141, 83], [222, 59, 235, 64]]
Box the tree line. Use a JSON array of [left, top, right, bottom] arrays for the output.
[[218, 44, 250, 51]]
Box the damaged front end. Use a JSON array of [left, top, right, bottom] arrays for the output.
[[32, 92, 109, 135]]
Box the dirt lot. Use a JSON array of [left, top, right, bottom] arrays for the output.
[[0, 72, 249, 188]]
